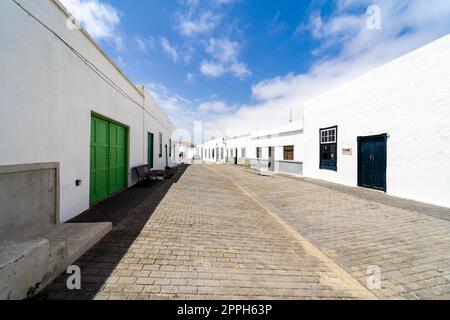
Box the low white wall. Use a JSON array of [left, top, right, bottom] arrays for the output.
[[303, 34, 450, 208], [0, 0, 174, 221]]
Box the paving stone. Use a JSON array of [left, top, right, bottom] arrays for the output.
[[211, 165, 450, 300], [136, 278, 155, 285], [41, 164, 450, 300], [117, 277, 136, 285]]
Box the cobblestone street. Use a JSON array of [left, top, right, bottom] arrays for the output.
[[212, 165, 450, 299], [42, 165, 450, 300]]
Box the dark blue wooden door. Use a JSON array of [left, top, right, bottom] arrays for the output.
[[358, 134, 387, 192]]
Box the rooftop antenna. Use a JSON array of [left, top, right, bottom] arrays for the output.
[[289, 108, 293, 123]]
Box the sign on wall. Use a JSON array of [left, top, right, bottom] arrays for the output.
[[342, 148, 353, 155]]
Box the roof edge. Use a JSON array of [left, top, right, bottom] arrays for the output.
[[51, 0, 144, 98]]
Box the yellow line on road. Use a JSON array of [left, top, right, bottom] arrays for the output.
[[206, 165, 378, 300]]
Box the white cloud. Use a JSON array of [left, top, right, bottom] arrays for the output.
[[230, 62, 251, 78], [178, 11, 222, 37], [145, 83, 195, 130], [183, 46, 196, 64], [183, 0, 234, 10], [203, 0, 450, 137], [184, 0, 200, 8], [198, 101, 232, 114], [267, 10, 289, 36], [187, 72, 195, 82], [206, 38, 239, 62], [60, 0, 120, 40], [200, 38, 251, 78], [200, 61, 225, 77], [135, 36, 155, 52], [214, 0, 234, 4], [160, 37, 179, 62], [146, 83, 232, 141]]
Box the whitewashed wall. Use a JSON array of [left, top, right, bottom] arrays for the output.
[[143, 91, 176, 170], [303, 35, 450, 208], [249, 123, 304, 161], [248, 122, 304, 174], [199, 123, 305, 172], [176, 144, 196, 163], [226, 135, 251, 163], [200, 138, 225, 163], [0, 0, 175, 221]]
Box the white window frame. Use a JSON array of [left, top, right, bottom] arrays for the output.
[[321, 127, 337, 144]]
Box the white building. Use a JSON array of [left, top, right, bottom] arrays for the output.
[[197, 35, 450, 208], [249, 122, 304, 176], [200, 138, 226, 164], [224, 134, 251, 166], [176, 141, 197, 164], [303, 34, 450, 208], [0, 0, 176, 223], [198, 122, 304, 175]]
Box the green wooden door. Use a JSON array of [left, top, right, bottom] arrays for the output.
[[90, 116, 128, 204], [148, 133, 154, 168], [109, 123, 128, 194], [90, 117, 110, 204]]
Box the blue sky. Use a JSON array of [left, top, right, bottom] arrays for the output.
[[105, 0, 325, 104], [61, 0, 450, 140]]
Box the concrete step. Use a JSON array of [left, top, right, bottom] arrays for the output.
[[42, 222, 112, 269], [0, 222, 112, 300], [0, 239, 50, 300]]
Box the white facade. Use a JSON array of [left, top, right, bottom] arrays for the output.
[[198, 122, 304, 175], [0, 0, 176, 222], [249, 122, 304, 175], [224, 134, 251, 165], [176, 142, 197, 164], [197, 35, 450, 208], [303, 34, 450, 208], [200, 138, 225, 164], [2, 0, 449, 221]]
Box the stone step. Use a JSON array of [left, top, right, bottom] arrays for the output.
[[0, 222, 111, 300]]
